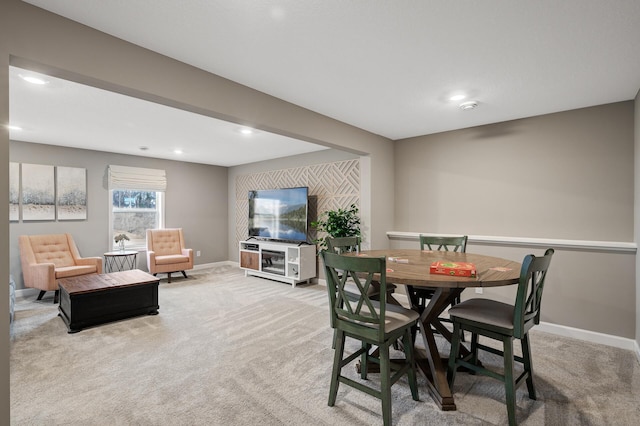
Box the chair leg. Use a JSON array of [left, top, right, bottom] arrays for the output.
[[54, 290, 59, 304], [36, 290, 46, 301], [167, 272, 172, 283], [503, 336, 517, 426], [360, 342, 370, 380], [471, 332, 480, 367], [181, 270, 188, 279], [521, 333, 537, 400], [379, 342, 392, 426], [402, 328, 419, 401], [329, 330, 345, 407], [410, 323, 419, 347]]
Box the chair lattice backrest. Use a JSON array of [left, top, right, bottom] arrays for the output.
[[513, 248, 554, 338], [326, 236, 361, 254], [321, 250, 387, 342], [419, 235, 468, 252]]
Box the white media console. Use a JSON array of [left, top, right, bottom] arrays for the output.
[[239, 240, 316, 287]]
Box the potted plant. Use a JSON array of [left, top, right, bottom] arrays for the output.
[[311, 203, 361, 250]]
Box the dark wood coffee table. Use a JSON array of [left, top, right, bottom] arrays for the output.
[[58, 269, 160, 333]]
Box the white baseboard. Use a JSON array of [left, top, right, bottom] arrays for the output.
[[192, 261, 236, 270], [529, 322, 639, 354], [15, 287, 38, 299]]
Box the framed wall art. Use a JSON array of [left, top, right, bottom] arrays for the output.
[[56, 166, 87, 220], [9, 162, 19, 221], [21, 163, 55, 221]]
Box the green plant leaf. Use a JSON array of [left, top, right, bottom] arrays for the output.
[[311, 204, 361, 250]]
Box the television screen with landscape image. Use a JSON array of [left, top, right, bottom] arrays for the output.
[[248, 187, 309, 243]]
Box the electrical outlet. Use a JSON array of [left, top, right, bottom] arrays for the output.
[[475, 288, 483, 294], [196, 250, 201, 257]]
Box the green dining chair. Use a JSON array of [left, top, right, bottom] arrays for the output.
[[419, 234, 468, 252], [326, 236, 400, 352], [326, 236, 361, 254], [320, 250, 419, 426], [409, 235, 468, 339], [446, 248, 554, 426], [327, 236, 397, 301], [416, 234, 468, 305]]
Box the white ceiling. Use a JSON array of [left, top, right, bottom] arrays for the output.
[[10, 0, 640, 166], [9, 67, 328, 167]]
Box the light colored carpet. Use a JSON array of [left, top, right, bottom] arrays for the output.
[[10, 266, 640, 425]]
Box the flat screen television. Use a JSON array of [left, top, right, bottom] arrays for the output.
[[248, 187, 309, 243]]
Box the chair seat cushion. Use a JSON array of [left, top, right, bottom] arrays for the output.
[[155, 254, 190, 265], [339, 300, 419, 334], [384, 302, 420, 331], [55, 265, 98, 279], [448, 298, 515, 333]]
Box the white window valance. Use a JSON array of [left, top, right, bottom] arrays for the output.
[[108, 165, 167, 191]]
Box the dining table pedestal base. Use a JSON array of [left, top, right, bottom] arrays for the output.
[[355, 349, 458, 410], [416, 355, 457, 410]]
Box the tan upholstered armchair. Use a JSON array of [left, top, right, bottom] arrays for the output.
[[146, 228, 193, 283], [18, 233, 102, 303]]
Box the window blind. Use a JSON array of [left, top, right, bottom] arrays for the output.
[[108, 165, 167, 191]]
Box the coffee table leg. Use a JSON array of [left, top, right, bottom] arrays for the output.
[[58, 312, 81, 333]]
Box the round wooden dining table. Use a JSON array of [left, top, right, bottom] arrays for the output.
[[345, 249, 521, 411]]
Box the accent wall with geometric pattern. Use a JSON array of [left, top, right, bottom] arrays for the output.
[[235, 158, 360, 248]]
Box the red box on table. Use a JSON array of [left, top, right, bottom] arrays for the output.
[[430, 261, 477, 278]]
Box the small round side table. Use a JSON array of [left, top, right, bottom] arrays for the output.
[[104, 250, 138, 273]]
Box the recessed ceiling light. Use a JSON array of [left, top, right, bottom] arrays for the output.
[[19, 74, 48, 85], [240, 128, 254, 135], [7, 125, 22, 131], [173, 149, 183, 155], [459, 101, 478, 110], [449, 94, 466, 101]]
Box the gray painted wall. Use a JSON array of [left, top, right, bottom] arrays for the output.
[[0, 6, 8, 420], [393, 102, 636, 339], [635, 89, 640, 346], [9, 141, 229, 290], [395, 102, 634, 240]]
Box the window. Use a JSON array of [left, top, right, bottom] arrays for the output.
[[109, 189, 164, 250], [108, 165, 167, 251]]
